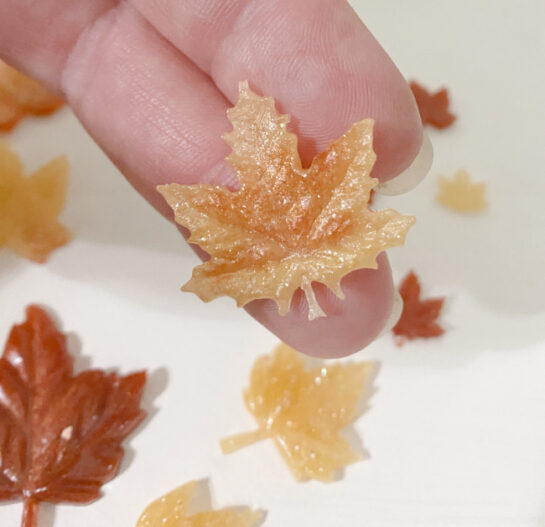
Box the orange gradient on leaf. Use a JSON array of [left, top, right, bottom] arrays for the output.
[[159, 82, 415, 319]]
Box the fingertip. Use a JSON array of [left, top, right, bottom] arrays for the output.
[[369, 74, 424, 183], [375, 131, 433, 195], [245, 253, 394, 358]]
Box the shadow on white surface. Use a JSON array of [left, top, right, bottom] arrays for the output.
[[2, 110, 199, 315], [380, 158, 545, 352], [65, 332, 92, 372], [340, 360, 381, 472], [118, 367, 169, 478], [186, 479, 213, 514], [0, 252, 23, 287], [37, 503, 55, 527], [36, 305, 168, 485]]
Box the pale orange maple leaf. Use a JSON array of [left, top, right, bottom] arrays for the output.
[[0, 61, 64, 132], [436, 169, 487, 213], [0, 143, 71, 263], [158, 81, 415, 319], [220, 342, 375, 482], [136, 480, 262, 527]]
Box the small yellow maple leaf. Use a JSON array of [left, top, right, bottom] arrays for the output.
[[220, 343, 375, 482], [0, 143, 71, 262], [436, 169, 487, 212], [136, 480, 262, 527], [158, 81, 415, 320]]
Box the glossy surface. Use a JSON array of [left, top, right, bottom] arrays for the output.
[[393, 271, 445, 341], [436, 169, 487, 212], [0, 143, 71, 262], [0, 306, 147, 527], [410, 81, 456, 129], [3, 2, 545, 525], [159, 82, 415, 320], [220, 343, 373, 482], [0, 61, 63, 132], [136, 481, 261, 527]]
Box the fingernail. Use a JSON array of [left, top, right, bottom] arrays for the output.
[[375, 132, 433, 196], [379, 290, 404, 337]]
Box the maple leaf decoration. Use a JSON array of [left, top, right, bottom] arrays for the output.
[[393, 271, 445, 342], [158, 81, 415, 320], [220, 343, 374, 482], [0, 306, 147, 527], [410, 81, 456, 129], [0, 144, 71, 263], [0, 61, 63, 132], [436, 169, 487, 213], [137, 480, 262, 527]]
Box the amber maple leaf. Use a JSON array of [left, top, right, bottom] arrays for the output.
[[0, 143, 71, 262], [137, 480, 262, 527], [393, 271, 445, 342], [0, 306, 147, 527], [436, 169, 487, 213], [158, 81, 415, 320], [0, 61, 63, 132], [220, 342, 374, 482], [410, 81, 456, 129]]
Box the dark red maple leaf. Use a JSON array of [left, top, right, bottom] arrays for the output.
[[0, 306, 147, 527], [409, 81, 456, 129], [393, 271, 445, 342]]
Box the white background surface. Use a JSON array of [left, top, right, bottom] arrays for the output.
[[1, 0, 545, 525]]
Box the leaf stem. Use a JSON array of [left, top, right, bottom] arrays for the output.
[[220, 429, 269, 453], [301, 277, 326, 320], [22, 499, 39, 527]]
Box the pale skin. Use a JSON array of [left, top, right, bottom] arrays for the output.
[[0, 0, 423, 358]]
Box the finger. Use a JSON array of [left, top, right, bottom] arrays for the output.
[[130, 0, 424, 181], [0, 1, 116, 90], [0, 2, 236, 217], [0, 2, 395, 357], [62, 5, 236, 212], [375, 131, 433, 196], [246, 254, 394, 358]]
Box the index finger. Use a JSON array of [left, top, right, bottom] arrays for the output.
[[0, 1, 416, 357], [130, 0, 424, 180]]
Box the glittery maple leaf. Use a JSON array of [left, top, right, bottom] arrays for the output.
[[0, 306, 147, 527], [159, 81, 415, 319], [436, 169, 487, 212], [0, 143, 71, 262], [393, 271, 445, 342], [220, 343, 374, 482], [0, 61, 63, 132], [410, 81, 456, 129], [136, 481, 262, 527]]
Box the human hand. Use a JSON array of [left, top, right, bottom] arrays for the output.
[[0, 0, 425, 357]]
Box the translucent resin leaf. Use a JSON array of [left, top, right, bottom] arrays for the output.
[[0, 143, 70, 262], [0, 61, 63, 132], [220, 343, 374, 482], [410, 81, 456, 129], [136, 481, 261, 527], [393, 271, 445, 342], [159, 81, 415, 319], [437, 169, 487, 212], [0, 306, 147, 527]]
